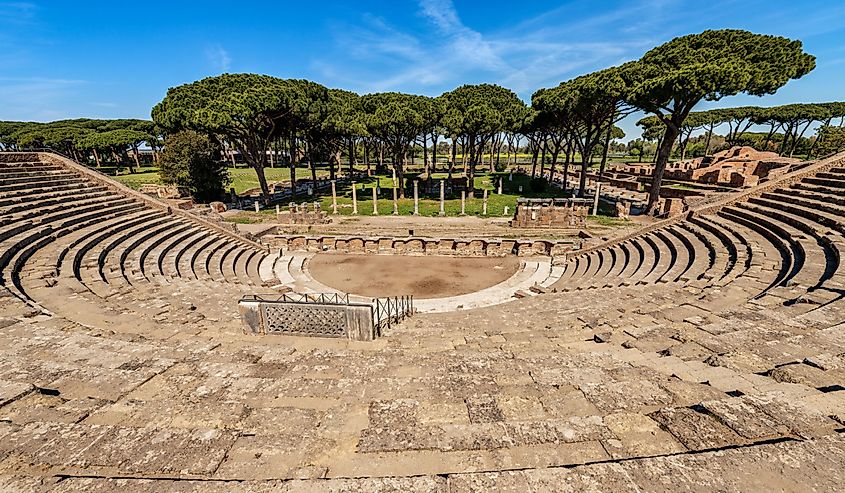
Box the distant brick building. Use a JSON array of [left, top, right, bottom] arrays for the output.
[[665, 146, 800, 187]]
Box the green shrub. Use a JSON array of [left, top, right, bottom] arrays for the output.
[[159, 130, 230, 202]]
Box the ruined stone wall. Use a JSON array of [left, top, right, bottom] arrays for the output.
[[279, 202, 330, 225], [511, 203, 588, 228], [265, 235, 577, 257]]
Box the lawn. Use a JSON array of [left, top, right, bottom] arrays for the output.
[[110, 166, 327, 194], [269, 172, 574, 217]]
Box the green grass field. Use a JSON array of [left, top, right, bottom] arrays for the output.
[[269, 172, 578, 217], [111, 166, 327, 194]]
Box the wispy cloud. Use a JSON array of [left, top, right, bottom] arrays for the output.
[[205, 44, 231, 72], [314, 0, 670, 96]]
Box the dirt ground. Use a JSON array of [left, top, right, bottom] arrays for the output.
[[307, 253, 521, 298]]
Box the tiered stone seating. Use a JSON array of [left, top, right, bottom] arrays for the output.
[[0, 155, 271, 326], [554, 156, 845, 314], [0, 151, 844, 489]]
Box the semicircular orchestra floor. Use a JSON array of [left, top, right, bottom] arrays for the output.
[[306, 253, 521, 299]]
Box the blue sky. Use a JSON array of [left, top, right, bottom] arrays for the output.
[[2, 0, 844, 139]]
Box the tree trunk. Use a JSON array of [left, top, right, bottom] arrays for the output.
[[461, 137, 468, 174], [450, 139, 457, 177], [598, 124, 612, 183], [496, 136, 502, 170], [348, 139, 355, 176], [246, 145, 271, 203], [807, 118, 832, 159], [778, 124, 793, 155], [563, 141, 572, 193], [93, 148, 101, 168], [704, 124, 714, 155], [422, 134, 429, 175], [467, 137, 476, 198], [131, 144, 140, 173], [363, 140, 370, 172], [646, 124, 681, 215], [578, 152, 590, 198], [789, 121, 813, 158], [539, 138, 547, 178], [288, 136, 297, 201], [397, 148, 406, 199], [308, 146, 318, 191], [549, 146, 560, 182], [489, 135, 496, 173], [431, 133, 438, 174]]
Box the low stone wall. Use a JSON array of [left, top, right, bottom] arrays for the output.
[[265, 235, 577, 257]]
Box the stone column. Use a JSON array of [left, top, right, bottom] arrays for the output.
[[593, 182, 602, 216], [503, 205, 509, 216], [413, 180, 419, 216], [351, 181, 358, 215], [497, 178, 503, 194], [254, 201, 260, 213], [460, 191, 466, 215], [482, 189, 488, 215], [372, 186, 379, 215], [439, 179, 445, 216], [331, 180, 338, 214], [275, 204, 280, 214]]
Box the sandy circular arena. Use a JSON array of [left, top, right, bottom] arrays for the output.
[[307, 253, 521, 298]]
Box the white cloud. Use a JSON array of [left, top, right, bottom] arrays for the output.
[[315, 0, 661, 96], [205, 44, 231, 72]]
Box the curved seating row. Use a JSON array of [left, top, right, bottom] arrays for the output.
[[0, 159, 269, 318], [554, 165, 845, 312]]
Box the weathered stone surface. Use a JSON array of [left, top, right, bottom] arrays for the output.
[[0, 379, 33, 407], [698, 397, 788, 440], [2, 153, 845, 489], [648, 407, 743, 450]]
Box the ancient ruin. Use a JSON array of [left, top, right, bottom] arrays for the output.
[[1, 150, 844, 490], [613, 146, 803, 188], [278, 201, 331, 225], [510, 197, 591, 228], [665, 146, 802, 186]]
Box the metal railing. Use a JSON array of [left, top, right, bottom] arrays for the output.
[[241, 292, 351, 305], [241, 292, 415, 339], [373, 295, 414, 336]]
